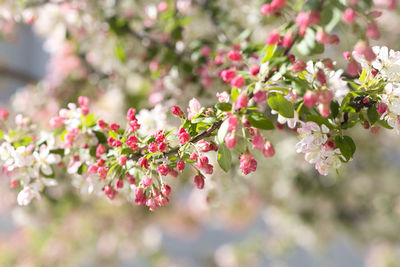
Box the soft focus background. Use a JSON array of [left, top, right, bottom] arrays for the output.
[[1, 1, 400, 266]]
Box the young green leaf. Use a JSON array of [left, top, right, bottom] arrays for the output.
[[217, 143, 232, 172], [335, 135, 356, 161], [217, 119, 229, 144], [268, 92, 294, 118], [247, 113, 275, 130]]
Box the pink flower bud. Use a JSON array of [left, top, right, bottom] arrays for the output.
[[234, 93, 249, 110], [126, 174, 136, 185], [116, 178, 124, 189], [291, 60, 306, 72], [157, 163, 169, 176], [228, 116, 238, 131], [371, 126, 380, 135], [138, 157, 149, 169], [200, 45, 211, 57], [303, 90, 319, 108], [148, 142, 158, 153], [231, 76, 245, 88], [342, 8, 356, 23], [178, 128, 190, 144], [318, 103, 331, 118], [253, 90, 267, 103], [78, 96, 89, 107], [119, 155, 127, 166], [271, 0, 286, 9], [309, 10, 320, 24], [158, 1, 168, 13], [220, 68, 236, 83], [377, 102, 388, 114], [318, 90, 334, 104], [96, 144, 106, 158], [161, 184, 171, 197], [177, 160, 185, 171], [171, 106, 183, 117], [354, 41, 376, 61], [296, 12, 311, 29], [263, 141, 275, 158], [110, 123, 120, 132], [265, 30, 280, 45], [316, 70, 327, 85], [250, 65, 260, 76], [366, 22, 380, 40], [49, 116, 64, 128], [282, 31, 294, 49], [193, 174, 205, 189], [239, 153, 258, 175], [347, 61, 360, 76], [343, 51, 352, 60], [88, 164, 98, 174], [252, 134, 265, 150], [225, 132, 238, 148], [158, 141, 167, 152], [98, 120, 107, 130], [0, 109, 9, 120], [126, 107, 136, 121], [227, 50, 242, 61], [260, 4, 274, 15], [142, 175, 152, 187]]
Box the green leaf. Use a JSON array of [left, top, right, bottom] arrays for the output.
[[268, 92, 294, 118], [367, 105, 379, 125], [0, 130, 3, 140], [359, 69, 367, 82], [340, 92, 358, 113], [108, 164, 123, 180], [231, 87, 239, 102], [262, 44, 276, 63], [215, 102, 232, 112], [93, 130, 107, 144], [81, 113, 97, 128], [109, 130, 118, 139], [49, 148, 65, 157], [217, 119, 229, 144], [330, 100, 340, 118], [217, 144, 232, 173], [335, 135, 356, 162], [321, 5, 342, 32], [247, 113, 274, 130], [114, 43, 126, 62], [377, 119, 393, 129]]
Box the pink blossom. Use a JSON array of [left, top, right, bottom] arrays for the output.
[[343, 51, 352, 60], [318, 90, 334, 104], [116, 178, 124, 189], [239, 153, 258, 175], [354, 41, 376, 61], [200, 45, 211, 57], [187, 98, 203, 120], [161, 184, 171, 197], [158, 1, 168, 13], [98, 120, 107, 129], [225, 132, 238, 148], [309, 10, 320, 24], [216, 91, 230, 103], [194, 156, 214, 175], [296, 12, 311, 31], [282, 32, 294, 49], [234, 93, 249, 110], [126, 136, 138, 151], [87, 164, 98, 174], [97, 167, 108, 179], [127, 107, 136, 121]]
